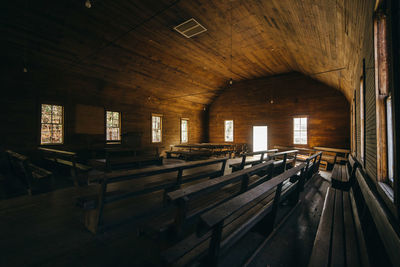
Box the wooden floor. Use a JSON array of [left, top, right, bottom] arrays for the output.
[[0, 159, 330, 267]]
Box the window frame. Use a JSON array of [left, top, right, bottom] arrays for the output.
[[180, 118, 189, 144], [39, 103, 65, 145], [293, 116, 308, 145], [359, 73, 366, 167], [224, 120, 234, 142], [105, 110, 122, 143], [151, 114, 163, 143], [374, 10, 394, 187]]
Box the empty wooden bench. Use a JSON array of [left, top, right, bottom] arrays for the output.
[[269, 149, 299, 174], [162, 163, 307, 266], [5, 150, 53, 195], [330, 154, 358, 191], [229, 149, 278, 172], [96, 147, 163, 171], [165, 150, 212, 160], [308, 185, 370, 267], [302, 152, 322, 181], [38, 147, 92, 186], [78, 157, 228, 234], [161, 161, 275, 237]]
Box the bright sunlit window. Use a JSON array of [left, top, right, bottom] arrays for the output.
[[224, 120, 234, 142], [40, 104, 64, 144], [106, 111, 121, 141], [152, 114, 162, 143], [181, 119, 188, 143], [293, 117, 307, 144]]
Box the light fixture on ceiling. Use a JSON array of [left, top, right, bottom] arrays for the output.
[[23, 67, 28, 73], [85, 0, 92, 8]]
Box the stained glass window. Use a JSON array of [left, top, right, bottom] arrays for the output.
[[294, 117, 307, 145], [152, 115, 162, 143], [41, 104, 64, 144], [106, 111, 121, 141], [224, 120, 234, 142], [181, 119, 188, 143]]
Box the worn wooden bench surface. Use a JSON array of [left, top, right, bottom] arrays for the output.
[[5, 150, 53, 195], [162, 163, 307, 266], [155, 161, 276, 237], [78, 157, 228, 234], [331, 154, 358, 191], [308, 186, 369, 267], [229, 149, 278, 172], [38, 147, 92, 186]]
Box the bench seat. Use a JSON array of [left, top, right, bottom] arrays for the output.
[[162, 179, 297, 266], [308, 186, 369, 267]]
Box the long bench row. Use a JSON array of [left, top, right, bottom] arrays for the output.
[[309, 154, 400, 267], [162, 152, 322, 266]]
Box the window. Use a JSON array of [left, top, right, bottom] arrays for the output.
[[360, 77, 365, 164], [374, 11, 394, 184], [152, 114, 162, 143], [181, 119, 188, 143], [293, 117, 307, 145], [386, 96, 394, 184], [224, 120, 234, 142], [40, 104, 64, 144], [106, 111, 121, 142]]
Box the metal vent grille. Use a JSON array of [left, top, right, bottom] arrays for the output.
[[174, 18, 207, 38]]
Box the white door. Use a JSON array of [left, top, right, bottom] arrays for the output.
[[253, 126, 268, 152]]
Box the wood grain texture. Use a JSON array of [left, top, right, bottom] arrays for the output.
[[1, 0, 375, 105], [208, 73, 350, 150]]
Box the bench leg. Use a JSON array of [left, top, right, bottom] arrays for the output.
[[83, 209, 101, 234]]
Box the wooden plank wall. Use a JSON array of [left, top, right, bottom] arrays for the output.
[[208, 73, 350, 150], [354, 1, 377, 181], [0, 69, 207, 156]]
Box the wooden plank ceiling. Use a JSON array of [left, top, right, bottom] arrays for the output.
[[2, 0, 375, 105]]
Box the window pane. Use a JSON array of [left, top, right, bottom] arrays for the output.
[[42, 113, 51, 123], [152, 115, 162, 142], [52, 124, 63, 143], [225, 120, 234, 142], [106, 111, 121, 141], [41, 124, 52, 144], [387, 97, 394, 182], [294, 117, 307, 144], [42, 104, 52, 115]]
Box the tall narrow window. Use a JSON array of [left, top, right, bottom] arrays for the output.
[[152, 114, 162, 143], [374, 11, 393, 184], [224, 120, 234, 142], [181, 119, 188, 143], [360, 78, 365, 164], [293, 117, 307, 145], [40, 104, 64, 144], [106, 111, 121, 142], [386, 96, 394, 184]]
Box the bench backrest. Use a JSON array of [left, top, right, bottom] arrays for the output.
[[38, 147, 77, 165], [90, 157, 228, 184], [168, 160, 275, 202], [355, 169, 400, 267], [238, 149, 278, 169], [5, 150, 34, 188], [198, 163, 306, 234]]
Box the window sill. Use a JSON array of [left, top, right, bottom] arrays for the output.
[[106, 141, 121, 145], [377, 181, 397, 218]]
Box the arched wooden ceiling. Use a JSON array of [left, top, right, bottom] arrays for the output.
[[2, 0, 375, 104]]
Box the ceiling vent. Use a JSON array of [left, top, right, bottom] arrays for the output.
[[174, 18, 207, 38]]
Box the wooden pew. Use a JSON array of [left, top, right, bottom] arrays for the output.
[[78, 157, 228, 234], [331, 154, 358, 191], [38, 147, 92, 186], [269, 149, 299, 174], [162, 163, 307, 266], [308, 185, 370, 267], [163, 161, 275, 237], [302, 152, 322, 181], [99, 147, 163, 171], [5, 150, 53, 195], [229, 149, 278, 172], [355, 169, 400, 267], [165, 150, 212, 160]]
